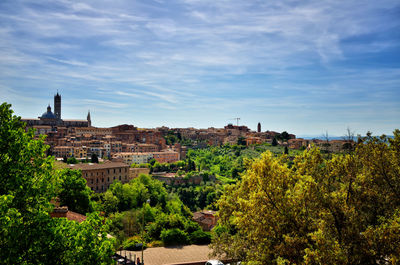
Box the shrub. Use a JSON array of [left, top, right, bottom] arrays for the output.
[[122, 237, 147, 251], [160, 228, 189, 246], [147, 240, 164, 248], [189, 230, 211, 244]]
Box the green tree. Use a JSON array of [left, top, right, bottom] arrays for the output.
[[0, 103, 114, 264], [160, 228, 189, 246], [280, 131, 290, 141], [57, 169, 93, 214], [67, 156, 78, 164], [91, 153, 99, 163], [211, 131, 400, 264], [272, 137, 278, 146], [237, 136, 246, 146]]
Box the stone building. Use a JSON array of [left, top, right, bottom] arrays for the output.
[[67, 162, 130, 192]]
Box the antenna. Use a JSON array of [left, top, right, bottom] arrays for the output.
[[230, 118, 240, 126]]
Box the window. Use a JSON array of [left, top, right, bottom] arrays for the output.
[[102, 178, 104, 183], [113, 176, 115, 180], [119, 176, 121, 180], [107, 177, 109, 182], [91, 179, 93, 184]]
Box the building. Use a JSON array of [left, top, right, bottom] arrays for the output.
[[21, 93, 91, 129], [129, 168, 150, 179], [67, 162, 130, 192], [246, 136, 262, 146], [74, 127, 112, 137], [124, 143, 160, 153], [53, 146, 74, 158], [152, 151, 180, 163], [112, 152, 154, 165], [288, 138, 309, 149], [193, 210, 218, 231], [50, 206, 87, 223]]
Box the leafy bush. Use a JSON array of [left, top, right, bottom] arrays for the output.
[[67, 156, 78, 164], [189, 230, 211, 244], [160, 228, 189, 246], [122, 237, 147, 251], [147, 240, 164, 248]]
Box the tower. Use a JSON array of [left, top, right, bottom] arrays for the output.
[[54, 92, 61, 119], [257, 122, 261, 133], [87, 110, 91, 127]]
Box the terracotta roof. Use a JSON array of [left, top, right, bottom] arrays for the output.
[[67, 162, 129, 170], [50, 206, 87, 223]]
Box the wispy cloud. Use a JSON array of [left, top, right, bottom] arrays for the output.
[[82, 99, 128, 109], [0, 0, 399, 134]]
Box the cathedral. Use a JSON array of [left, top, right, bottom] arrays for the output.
[[22, 93, 91, 128]]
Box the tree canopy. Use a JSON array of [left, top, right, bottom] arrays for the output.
[[0, 103, 114, 264], [211, 130, 400, 264]]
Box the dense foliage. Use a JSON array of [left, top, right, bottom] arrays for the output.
[[56, 169, 94, 214], [167, 183, 224, 211], [95, 174, 208, 247], [0, 103, 114, 264], [186, 144, 292, 181], [211, 130, 400, 264]]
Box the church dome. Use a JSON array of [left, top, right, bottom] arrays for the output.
[[41, 105, 57, 119]]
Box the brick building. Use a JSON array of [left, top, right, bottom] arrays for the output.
[[152, 151, 179, 163], [67, 162, 130, 192]]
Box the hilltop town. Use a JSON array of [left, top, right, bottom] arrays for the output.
[[22, 93, 354, 194]]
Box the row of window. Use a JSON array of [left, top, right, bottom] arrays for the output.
[[90, 175, 128, 184], [84, 168, 128, 177]]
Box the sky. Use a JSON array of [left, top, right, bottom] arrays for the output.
[[0, 0, 399, 136]]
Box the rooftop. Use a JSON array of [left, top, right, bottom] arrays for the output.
[[67, 161, 129, 170]]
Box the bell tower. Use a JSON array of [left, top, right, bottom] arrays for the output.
[[54, 92, 61, 119], [87, 110, 91, 127]]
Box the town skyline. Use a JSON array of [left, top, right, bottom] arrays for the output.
[[1, 0, 399, 136]]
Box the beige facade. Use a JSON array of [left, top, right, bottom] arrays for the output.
[[74, 146, 88, 159], [53, 146, 74, 158], [74, 127, 112, 136], [113, 152, 154, 165], [129, 167, 150, 179], [124, 143, 160, 153]]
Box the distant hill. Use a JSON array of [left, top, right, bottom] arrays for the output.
[[298, 135, 394, 140]]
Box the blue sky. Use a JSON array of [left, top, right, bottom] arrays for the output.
[[0, 0, 399, 136]]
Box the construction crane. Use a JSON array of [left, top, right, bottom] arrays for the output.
[[230, 118, 241, 126]]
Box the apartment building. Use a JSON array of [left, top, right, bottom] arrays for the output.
[[152, 151, 179, 163], [112, 152, 154, 165], [68, 162, 130, 192]]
